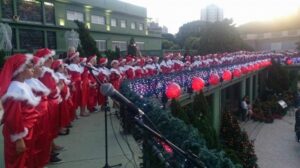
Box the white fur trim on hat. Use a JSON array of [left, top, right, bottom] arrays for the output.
[[111, 60, 119, 66], [44, 50, 55, 60], [13, 54, 33, 77]]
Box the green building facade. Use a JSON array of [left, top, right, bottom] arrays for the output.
[[0, 0, 162, 54]]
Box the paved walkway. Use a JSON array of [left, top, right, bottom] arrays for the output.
[[0, 109, 141, 168], [241, 108, 300, 168]]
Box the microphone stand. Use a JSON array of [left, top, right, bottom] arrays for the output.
[[134, 116, 206, 168], [86, 66, 122, 168]]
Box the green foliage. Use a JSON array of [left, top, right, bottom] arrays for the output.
[[221, 112, 258, 168], [0, 50, 5, 68], [74, 20, 101, 57], [170, 99, 190, 124], [162, 40, 180, 50], [127, 37, 137, 56], [120, 82, 241, 168], [176, 20, 205, 47], [162, 33, 176, 43], [184, 37, 201, 51], [198, 20, 252, 54], [191, 92, 219, 149], [266, 59, 289, 94], [175, 19, 251, 55], [289, 70, 298, 92]]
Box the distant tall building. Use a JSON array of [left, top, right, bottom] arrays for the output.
[[201, 4, 224, 22], [162, 26, 168, 33]]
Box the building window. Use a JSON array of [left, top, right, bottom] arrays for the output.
[[18, 0, 43, 22], [19, 29, 44, 49], [139, 23, 144, 31], [91, 15, 105, 25], [120, 20, 126, 28], [131, 22, 136, 29], [136, 42, 144, 50], [67, 10, 84, 22], [47, 31, 57, 49], [112, 41, 127, 51], [96, 40, 106, 51], [1, 0, 13, 19], [44, 2, 55, 24], [12, 28, 17, 49], [111, 18, 117, 27]]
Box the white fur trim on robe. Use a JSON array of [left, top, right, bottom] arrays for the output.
[[41, 67, 59, 83], [25, 78, 50, 96], [67, 63, 84, 74], [10, 128, 28, 142], [1, 81, 41, 107]]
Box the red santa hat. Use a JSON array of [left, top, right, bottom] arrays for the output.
[[0, 54, 33, 97], [68, 52, 80, 60], [51, 59, 64, 71], [126, 56, 134, 64], [87, 55, 97, 63], [32, 56, 44, 67], [34, 48, 55, 62], [111, 60, 119, 66], [98, 57, 108, 65]]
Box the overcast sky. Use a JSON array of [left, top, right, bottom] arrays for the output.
[[121, 0, 300, 34]]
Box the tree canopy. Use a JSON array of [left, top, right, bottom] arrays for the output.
[[174, 19, 251, 55]]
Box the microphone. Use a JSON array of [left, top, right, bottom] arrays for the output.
[[80, 62, 99, 72], [100, 83, 144, 116]]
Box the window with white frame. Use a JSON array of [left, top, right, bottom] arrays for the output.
[[112, 41, 127, 51], [96, 40, 106, 51], [111, 18, 117, 27], [136, 42, 144, 50], [67, 10, 83, 22], [138, 23, 144, 31], [131, 22, 136, 29], [91, 15, 105, 25], [120, 20, 126, 28]]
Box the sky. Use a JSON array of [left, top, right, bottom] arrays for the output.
[[121, 0, 300, 34]]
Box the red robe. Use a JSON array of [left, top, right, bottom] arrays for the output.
[[56, 72, 72, 128], [67, 64, 83, 110], [81, 68, 89, 107], [87, 70, 99, 111], [134, 66, 144, 79], [2, 81, 40, 168], [110, 68, 122, 90], [25, 78, 50, 168], [125, 65, 135, 80], [39, 67, 60, 141], [97, 67, 110, 106]]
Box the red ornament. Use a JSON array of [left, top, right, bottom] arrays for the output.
[[286, 59, 293, 65], [192, 77, 205, 91], [208, 73, 220, 85], [233, 68, 241, 78], [165, 82, 181, 99], [241, 66, 248, 74], [222, 70, 232, 81]]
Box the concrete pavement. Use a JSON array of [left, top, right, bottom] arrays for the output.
[[241, 108, 300, 168]]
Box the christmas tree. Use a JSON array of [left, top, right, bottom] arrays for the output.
[[170, 99, 190, 124], [221, 112, 258, 168], [74, 20, 101, 57]]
